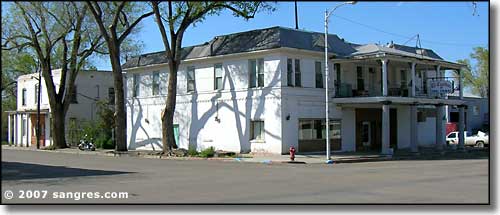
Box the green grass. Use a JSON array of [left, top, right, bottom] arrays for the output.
[[199, 147, 215, 158]]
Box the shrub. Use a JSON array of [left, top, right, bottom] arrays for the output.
[[188, 148, 199, 156], [199, 146, 215, 158], [42, 144, 57, 150], [102, 138, 115, 149]]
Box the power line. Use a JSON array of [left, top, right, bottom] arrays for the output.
[[331, 14, 487, 47]]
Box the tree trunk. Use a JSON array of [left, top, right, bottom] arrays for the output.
[[109, 46, 128, 152], [161, 62, 179, 153], [51, 105, 67, 149]]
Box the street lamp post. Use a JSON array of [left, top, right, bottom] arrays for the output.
[[324, 1, 356, 163]]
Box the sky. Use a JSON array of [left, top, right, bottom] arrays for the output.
[[91, 1, 489, 70]]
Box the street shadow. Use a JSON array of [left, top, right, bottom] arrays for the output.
[[1, 162, 131, 181]]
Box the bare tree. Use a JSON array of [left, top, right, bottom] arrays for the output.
[[2, 2, 104, 148], [150, 1, 275, 154], [86, 2, 154, 151]]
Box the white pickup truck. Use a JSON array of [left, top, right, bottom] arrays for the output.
[[446, 131, 489, 147]]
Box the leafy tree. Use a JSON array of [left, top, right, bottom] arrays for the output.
[[2, 2, 105, 148], [151, 1, 275, 153], [457, 47, 489, 98], [86, 1, 154, 151]]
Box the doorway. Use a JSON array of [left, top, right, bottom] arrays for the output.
[[30, 114, 46, 147]]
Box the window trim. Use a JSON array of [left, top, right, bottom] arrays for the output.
[[214, 63, 223, 90], [133, 74, 140, 97], [287, 58, 294, 87], [22, 88, 27, 106], [250, 120, 265, 142], [187, 66, 196, 92], [152, 71, 160, 96], [294, 59, 301, 87], [249, 58, 264, 88], [315, 61, 323, 88]]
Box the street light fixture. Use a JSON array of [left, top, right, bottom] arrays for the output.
[[324, 1, 356, 163]]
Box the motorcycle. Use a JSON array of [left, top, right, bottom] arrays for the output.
[[78, 134, 96, 151]]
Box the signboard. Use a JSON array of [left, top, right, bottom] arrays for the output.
[[429, 79, 454, 97]]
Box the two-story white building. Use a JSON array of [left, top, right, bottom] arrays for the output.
[[122, 26, 466, 155], [6, 69, 113, 147]]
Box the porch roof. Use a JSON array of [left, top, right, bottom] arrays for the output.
[[331, 43, 465, 70], [332, 96, 465, 106]]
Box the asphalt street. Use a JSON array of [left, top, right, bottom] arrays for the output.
[[1, 149, 489, 204]]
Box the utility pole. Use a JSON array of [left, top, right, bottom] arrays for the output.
[[295, 1, 299, 29], [36, 63, 42, 149]]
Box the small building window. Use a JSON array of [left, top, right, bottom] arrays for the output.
[[249, 59, 264, 88], [315, 61, 323, 88], [34, 84, 39, 104], [287, 59, 294, 86], [187, 66, 196, 92], [250, 120, 264, 141], [214, 63, 223, 90], [472, 105, 479, 116], [294, 59, 301, 87], [108, 88, 115, 105], [70, 85, 78, 103], [21, 117, 27, 137], [357, 66, 364, 91], [152, 71, 160, 96], [22, 88, 27, 106], [133, 74, 140, 97]]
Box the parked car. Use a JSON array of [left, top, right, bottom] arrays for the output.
[[446, 131, 489, 147]]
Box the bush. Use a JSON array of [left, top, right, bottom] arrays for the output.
[[199, 146, 215, 158], [42, 144, 57, 150], [188, 148, 199, 156], [102, 138, 115, 149]]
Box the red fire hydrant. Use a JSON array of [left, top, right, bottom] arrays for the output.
[[289, 146, 296, 161]]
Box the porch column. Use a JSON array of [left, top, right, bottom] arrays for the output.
[[381, 59, 388, 96], [410, 62, 416, 97], [410, 104, 419, 153], [435, 104, 445, 151], [382, 102, 391, 154], [7, 114, 11, 146], [458, 68, 465, 151]]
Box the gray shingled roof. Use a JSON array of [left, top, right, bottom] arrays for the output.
[[122, 26, 446, 69], [122, 26, 357, 69], [350, 43, 443, 61]]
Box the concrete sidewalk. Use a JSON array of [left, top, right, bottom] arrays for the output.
[[1, 145, 390, 164]]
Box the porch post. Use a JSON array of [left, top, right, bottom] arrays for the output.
[[7, 114, 11, 146], [381, 59, 388, 96], [458, 68, 465, 151], [410, 104, 419, 153], [410, 62, 416, 97], [435, 104, 445, 151], [382, 102, 391, 155]]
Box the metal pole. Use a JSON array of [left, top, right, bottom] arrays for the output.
[[324, 9, 331, 162], [37, 70, 41, 149], [295, 1, 299, 29]]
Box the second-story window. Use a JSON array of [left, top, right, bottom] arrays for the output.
[[249, 59, 264, 88], [187, 66, 196, 92], [294, 59, 301, 87], [214, 63, 223, 90], [22, 88, 27, 106], [108, 88, 115, 105], [152, 71, 160, 96], [357, 66, 364, 91], [287, 59, 293, 86], [70, 85, 78, 103], [400, 70, 407, 88], [133, 74, 140, 97], [315, 61, 323, 88], [34, 84, 39, 104]]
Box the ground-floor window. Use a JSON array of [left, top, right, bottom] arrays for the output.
[[250, 120, 264, 141], [21, 118, 27, 137], [299, 119, 341, 140], [298, 119, 341, 152]]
